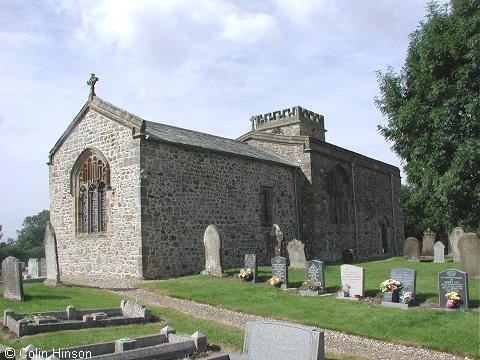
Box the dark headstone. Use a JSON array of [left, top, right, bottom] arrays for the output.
[[244, 254, 258, 282], [1, 256, 24, 301], [391, 268, 416, 296], [271, 256, 288, 289], [306, 260, 325, 289], [342, 249, 354, 264], [438, 269, 469, 309], [403, 237, 420, 261]]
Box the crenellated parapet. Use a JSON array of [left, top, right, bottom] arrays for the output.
[[250, 106, 326, 141]]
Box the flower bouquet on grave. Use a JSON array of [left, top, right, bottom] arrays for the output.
[[380, 279, 403, 293], [445, 291, 461, 309], [300, 279, 323, 291], [239, 268, 253, 281], [267, 276, 282, 287], [400, 291, 414, 305]]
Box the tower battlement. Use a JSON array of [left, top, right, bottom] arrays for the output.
[[250, 106, 326, 141]]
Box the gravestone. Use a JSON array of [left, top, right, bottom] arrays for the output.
[[340, 264, 364, 297], [271, 256, 288, 289], [342, 249, 354, 264], [403, 237, 420, 261], [433, 242, 445, 263], [438, 269, 469, 309], [28, 258, 42, 279], [1, 256, 24, 301], [230, 321, 324, 360], [449, 227, 464, 262], [287, 239, 307, 269], [421, 228, 436, 256], [44, 221, 62, 286], [270, 224, 283, 258], [458, 233, 480, 277], [201, 225, 222, 276], [306, 260, 325, 289], [391, 268, 416, 296], [244, 254, 258, 282]]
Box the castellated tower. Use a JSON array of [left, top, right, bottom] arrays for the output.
[[250, 106, 326, 141]]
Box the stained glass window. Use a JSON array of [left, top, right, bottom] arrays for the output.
[[327, 165, 350, 224]]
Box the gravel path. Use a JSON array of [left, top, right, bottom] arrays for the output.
[[63, 275, 474, 360]]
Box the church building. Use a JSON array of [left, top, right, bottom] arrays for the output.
[[48, 76, 404, 279]]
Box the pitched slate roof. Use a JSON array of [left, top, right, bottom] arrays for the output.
[[144, 120, 295, 167], [49, 96, 295, 167]]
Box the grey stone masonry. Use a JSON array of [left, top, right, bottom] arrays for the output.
[[229, 321, 324, 360], [2, 256, 24, 301], [49, 94, 403, 281], [44, 221, 62, 286]]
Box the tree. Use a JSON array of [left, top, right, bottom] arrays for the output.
[[376, 0, 480, 234], [15, 209, 50, 259], [0, 224, 2, 242]]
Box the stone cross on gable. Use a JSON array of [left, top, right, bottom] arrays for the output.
[[87, 73, 99, 100]]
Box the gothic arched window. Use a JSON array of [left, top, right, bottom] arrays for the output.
[[326, 165, 350, 224], [72, 149, 110, 234]]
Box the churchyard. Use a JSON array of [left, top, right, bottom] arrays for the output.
[[0, 256, 478, 358]]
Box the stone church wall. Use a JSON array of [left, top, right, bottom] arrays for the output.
[[139, 140, 298, 279], [49, 108, 143, 278], [310, 148, 404, 262]]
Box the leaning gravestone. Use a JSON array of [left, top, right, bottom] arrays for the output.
[[340, 264, 364, 297], [421, 228, 436, 256], [2, 256, 24, 301], [458, 233, 480, 278], [391, 268, 416, 297], [244, 254, 258, 282], [44, 221, 62, 286], [201, 225, 222, 276], [438, 269, 469, 309], [287, 239, 307, 269], [306, 260, 325, 290], [433, 242, 445, 263], [271, 256, 288, 289], [403, 237, 420, 261], [28, 258, 42, 279], [449, 227, 464, 262]]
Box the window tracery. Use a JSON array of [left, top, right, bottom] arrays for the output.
[[73, 151, 110, 234]]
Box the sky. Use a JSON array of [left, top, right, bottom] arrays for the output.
[[0, 0, 432, 240]]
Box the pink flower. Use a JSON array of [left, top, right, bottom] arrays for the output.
[[446, 299, 455, 309]]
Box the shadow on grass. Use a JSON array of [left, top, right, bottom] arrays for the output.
[[23, 294, 71, 301]]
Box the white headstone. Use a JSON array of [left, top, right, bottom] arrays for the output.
[[340, 264, 365, 297], [434, 242, 445, 263], [28, 258, 42, 278], [201, 224, 222, 276]]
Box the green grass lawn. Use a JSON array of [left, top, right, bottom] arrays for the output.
[[0, 283, 365, 360], [140, 256, 480, 357], [0, 283, 243, 355]]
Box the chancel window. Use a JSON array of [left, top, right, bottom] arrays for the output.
[[73, 150, 110, 234], [327, 165, 350, 224]]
